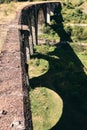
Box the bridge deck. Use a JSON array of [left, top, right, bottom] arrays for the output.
[[0, 12, 26, 129]]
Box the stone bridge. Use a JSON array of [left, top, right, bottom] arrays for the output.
[[0, 1, 61, 130], [19, 1, 61, 60]]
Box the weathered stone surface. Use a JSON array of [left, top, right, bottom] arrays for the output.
[[0, 17, 25, 130]]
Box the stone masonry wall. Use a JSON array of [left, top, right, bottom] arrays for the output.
[[0, 10, 32, 130]]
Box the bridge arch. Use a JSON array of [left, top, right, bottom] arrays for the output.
[[19, 2, 63, 129], [19, 1, 61, 62]]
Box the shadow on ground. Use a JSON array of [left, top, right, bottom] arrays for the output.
[[29, 4, 87, 130], [30, 43, 87, 130]]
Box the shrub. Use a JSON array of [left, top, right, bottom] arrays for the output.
[[64, 25, 87, 41], [0, 0, 5, 3], [76, 0, 84, 6], [42, 24, 51, 34], [71, 26, 87, 41], [64, 25, 72, 36], [62, 1, 87, 23], [78, 28, 87, 40], [65, 2, 75, 9], [0, 0, 12, 3]]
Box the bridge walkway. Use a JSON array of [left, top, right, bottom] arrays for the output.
[[0, 10, 32, 129]]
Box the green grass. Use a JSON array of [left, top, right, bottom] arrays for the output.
[[29, 43, 87, 130], [28, 58, 49, 78], [30, 87, 63, 130], [71, 43, 87, 73]]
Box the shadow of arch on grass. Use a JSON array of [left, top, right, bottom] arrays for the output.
[[29, 4, 87, 130], [29, 43, 87, 130]]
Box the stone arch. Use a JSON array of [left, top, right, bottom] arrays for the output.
[[19, 1, 61, 62], [38, 8, 45, 25]]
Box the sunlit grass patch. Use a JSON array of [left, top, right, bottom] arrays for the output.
[[30, 87, 63, 130], [71, 43, 87, 73], [35, 44, 56, 54], [28, 58, 49, 78]]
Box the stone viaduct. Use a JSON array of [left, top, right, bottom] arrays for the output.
[[0, 1, 61, 130], [19, 1, 61, 60]]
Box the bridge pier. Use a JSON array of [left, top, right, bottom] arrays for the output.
[[29, 31, 34, 56], [20, 2, 61, 58], [47, 5, 51, 24]]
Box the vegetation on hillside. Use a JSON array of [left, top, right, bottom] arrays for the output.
[[38, 0, 87, 43], [61, 2, 87, 42], [62, 2, 87, 23]]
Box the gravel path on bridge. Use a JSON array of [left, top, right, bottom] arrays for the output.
[[0, 9, 26, 130], [0, 24, 9, 52]]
